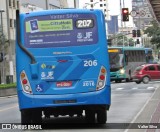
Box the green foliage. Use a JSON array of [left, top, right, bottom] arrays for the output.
[[109, 33, 135, 46], [0, 83, 16, 89], [0, 27, 7, 45], [144, 21, 160, 47]]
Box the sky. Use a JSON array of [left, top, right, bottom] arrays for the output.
[[76, 0, 133, 27]]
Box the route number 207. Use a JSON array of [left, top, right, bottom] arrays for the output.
[[84, 60, 98, 67], [76, 19, 93, 28]]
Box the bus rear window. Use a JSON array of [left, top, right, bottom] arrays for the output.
[[24, 13, 98, 48]]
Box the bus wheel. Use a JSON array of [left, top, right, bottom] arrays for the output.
[[31, 111, 42, 124], [115, 80, 121, 83], [69, 113, 74, 117], [142, 76, 150, 84], [85, 110, 95, 123], [97, 110, 107, 124], [21, 110, 32, 124], [126, 78, 130, 82]]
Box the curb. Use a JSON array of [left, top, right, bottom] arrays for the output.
[[0, 88, 17, 97]]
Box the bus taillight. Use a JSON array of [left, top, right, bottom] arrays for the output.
[[100, 75, 105, 80], [20, 71, 32, 94], [96, 66, 107, 90]]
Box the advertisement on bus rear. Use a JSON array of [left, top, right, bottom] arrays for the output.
[[24, 14, 98, 48]]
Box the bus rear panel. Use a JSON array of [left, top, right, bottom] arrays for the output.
[[16, 9, 110, 124]]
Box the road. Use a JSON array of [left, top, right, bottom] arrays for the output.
[[0, 81, 159, 132]]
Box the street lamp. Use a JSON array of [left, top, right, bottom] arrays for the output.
[[0, 9, 5, 84]]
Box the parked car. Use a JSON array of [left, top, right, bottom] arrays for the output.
[[132, 64, 160, 84]]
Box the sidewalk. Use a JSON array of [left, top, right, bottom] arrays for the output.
[[126, 85, 160, 132]]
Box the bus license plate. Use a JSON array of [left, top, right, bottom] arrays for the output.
[[56, 81, 72, 87]]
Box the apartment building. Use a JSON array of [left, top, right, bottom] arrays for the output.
[[132, 0, 153, 29], [0, 0, 68, 83], [82, 0, 110, 21]]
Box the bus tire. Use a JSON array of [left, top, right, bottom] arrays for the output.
[[31, 111, 42, 124], [97, 110, 107, 124], [126, 78, 130, 82], [115, 80, 121, 83], [21, 110, 32, 124], [142, 76, 150, 84], [85, 110, 95, 123]]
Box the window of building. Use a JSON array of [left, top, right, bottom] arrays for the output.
[[100, 4, 103, 7], [17, 1, 19, 9], [90, 0, 93, 2], [10, 19, 13, 28], [9, 0, 12, 7], [104, 4, 106, 6], [13, 0, 16, 7], [91, 4, 93, 8], [14, 20, 16, 28]]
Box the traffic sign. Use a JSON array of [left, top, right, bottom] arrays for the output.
[[130, 10, 137, 17], [139, 10, 146, 17]]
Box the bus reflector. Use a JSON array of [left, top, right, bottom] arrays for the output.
[[101, 68, 106, 73], [22, 79, 27, 84], [100, 75, 105, 80], [20, 70, 32, 94], [96, 66, 106, 90], [21, 73, 25, 78]]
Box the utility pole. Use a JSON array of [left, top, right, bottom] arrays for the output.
[[46, 0, 48, 10], [0, 9, 5, 84], [74, 0, 76, 8]]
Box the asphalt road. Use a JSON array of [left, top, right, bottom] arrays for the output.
[[0, 81, 159, 132]]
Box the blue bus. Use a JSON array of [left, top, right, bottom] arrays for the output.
[[108, 47, 146, 83], [16, 9, 111, 124]]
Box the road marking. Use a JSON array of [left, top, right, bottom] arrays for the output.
[[0, 105, 18, 112], [132, 87, 138, 90], [124, 86, 158, 132], [116, 88, 124, 90], [147, 87, 155, 90]]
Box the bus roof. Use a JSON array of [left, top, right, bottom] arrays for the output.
[[20, 9, 103, 17]]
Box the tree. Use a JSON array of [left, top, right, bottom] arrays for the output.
[[144, 20, 160, 48], [0, 27, 8, 62], [108, 33, 134, 46], [0, 27, 5, 45]]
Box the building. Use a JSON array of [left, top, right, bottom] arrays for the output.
[[67, 0, 79, 8], [19, 0, 68, 10], [0, 0, 68, 84], [132, 0, 155, 47], [119, 26, 134, 38], [107, 15, 118, 35], [80, 0, 110, 21], [132, 0, 153, 29]]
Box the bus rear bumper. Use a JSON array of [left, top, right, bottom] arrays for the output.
[[18, 87, 111, 110]]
